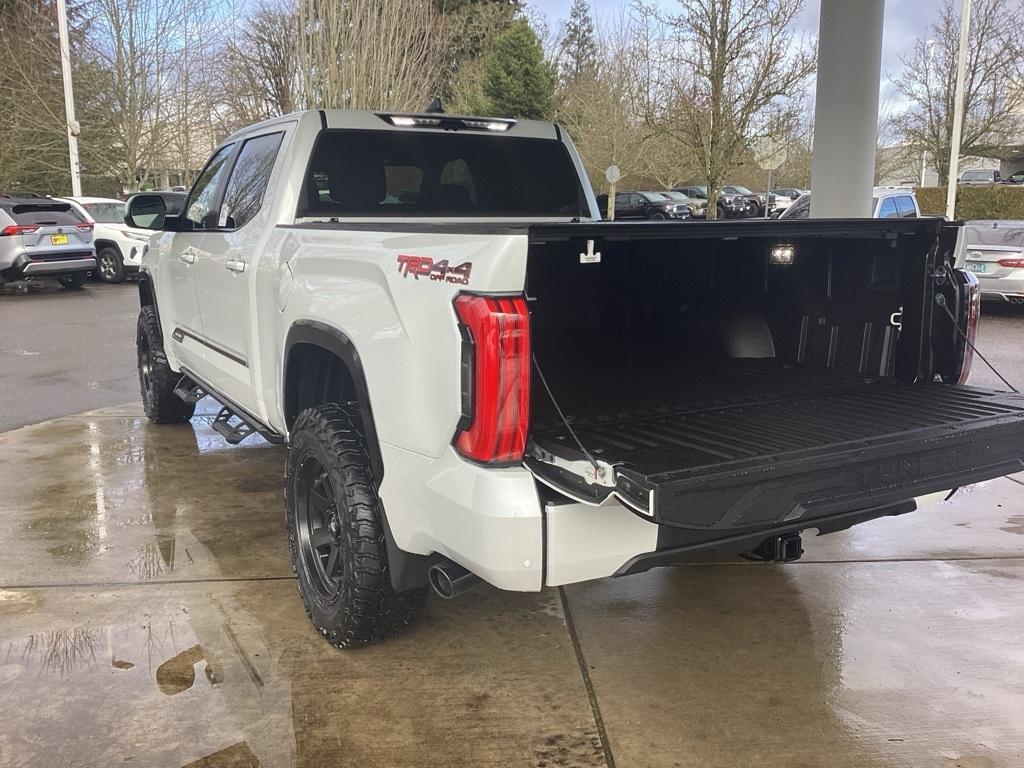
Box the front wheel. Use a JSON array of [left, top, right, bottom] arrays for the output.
[[58, 272, 87, 289], [96, 246, 127, 283], [649, 212, 667, 221], [286, 403, 426, 649], [137, 305, 195, 423]]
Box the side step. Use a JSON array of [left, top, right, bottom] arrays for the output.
[[173, 372, 284, 446], [211, 407, 256, 445], [173, 379, 206, 404]]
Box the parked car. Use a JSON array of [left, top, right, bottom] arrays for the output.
[[959, 169, 1001, 186], [660, 190, 707, 219], [964, 219, 1024, 303], [0, 195, 95, 290], [771, 188, 804, 212], [721, 185, 773, 216], [1000, 171, 1024, 185], [779, 188, 921, 219], [55, 196, 152, 283], [674, 185, 755, 219], [126, 108, 1015, 649], [595, 191, 691, 220]]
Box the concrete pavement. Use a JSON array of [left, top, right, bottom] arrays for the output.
[[0, 281, 139, 432], [1, 404, 1022, 767]]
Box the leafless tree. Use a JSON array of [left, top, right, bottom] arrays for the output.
[[295, 0, 449, 111], [84, 0, 187, 190], [891, 0, 1024, 179], [219, 0, 299, 130], [641, 0, 815, 217], [557, 10, 671, 192]]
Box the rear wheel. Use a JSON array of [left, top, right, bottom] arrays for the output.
[[137, 305, 195, 423], [96, 246, 126, 283], [58, 272, 87, 289], [286, 403, 426, 649]]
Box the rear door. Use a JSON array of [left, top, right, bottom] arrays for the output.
[[159, 143, 236, 375], [192, 130, 286, 409]]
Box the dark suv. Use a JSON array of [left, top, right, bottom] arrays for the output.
[[597, 191, 691, 221], [0, 196, 96, 289]]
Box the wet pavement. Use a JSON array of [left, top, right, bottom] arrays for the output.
[[2, 404, 1023, 767]]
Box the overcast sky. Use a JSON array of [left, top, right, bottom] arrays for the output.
[[528, 0, 943, 107]]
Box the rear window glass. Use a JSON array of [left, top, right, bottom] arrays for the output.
[[7, 203, 83, 226], [82, 202, 125, 223], [301, 130, 586, 218]]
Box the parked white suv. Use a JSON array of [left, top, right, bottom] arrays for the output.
[[126, 109, 1023, 648], [56, 196, 151, 283]]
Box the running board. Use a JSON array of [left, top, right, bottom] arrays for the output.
[[211, 407, 257, 444], [174, 369, 285, 445], [173, 379, 206, 404]]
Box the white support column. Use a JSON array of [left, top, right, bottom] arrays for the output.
[[809, 0, 885, 218]]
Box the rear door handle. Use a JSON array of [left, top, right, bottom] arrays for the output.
[[225, 259, 247, 273], [179, 249, 196, 265]]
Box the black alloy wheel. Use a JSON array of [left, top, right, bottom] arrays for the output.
[[295, 457, 345, 600]]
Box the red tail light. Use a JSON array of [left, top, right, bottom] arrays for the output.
[[957, 270, 981, 385], [0, 224, 40, 236], [76, 222, 94, 232], [453, 294, 530, 465], [997, 257, 1024, 268]]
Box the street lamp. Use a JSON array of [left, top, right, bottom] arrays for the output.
[[920, 39, 935, 187], [946, 0, 972, 219], [56, 0, 82, 196]]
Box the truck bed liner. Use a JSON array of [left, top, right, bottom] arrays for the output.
[[527, 360, 1024, 529]]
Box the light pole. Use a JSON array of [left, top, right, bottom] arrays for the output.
[[56, 0, 82, 196], [921, 39, 935, 187], [946, 0, 972, 219]]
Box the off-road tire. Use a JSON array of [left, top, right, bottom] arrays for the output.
[[58, 272, 87, 289], [285, 403, 427, 649], [137, 305, 195, 423], [96, 246, 127, 283]]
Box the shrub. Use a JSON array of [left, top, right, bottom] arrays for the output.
[[915, 185, 1024, 220]]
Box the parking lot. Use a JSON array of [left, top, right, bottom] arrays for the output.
[[1, 282, 1024, 767]]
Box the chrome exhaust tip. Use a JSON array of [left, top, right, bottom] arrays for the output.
[[428, 559, 481, 599]]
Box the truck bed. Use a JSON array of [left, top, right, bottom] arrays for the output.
[[527, 358, 1024, 529]]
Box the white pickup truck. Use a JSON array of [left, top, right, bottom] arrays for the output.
[[126, 109, 1024, 648]]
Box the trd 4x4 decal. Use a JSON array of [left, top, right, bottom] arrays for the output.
[[397, 254, 472, 285]]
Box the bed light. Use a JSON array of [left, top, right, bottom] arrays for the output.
[[770, 245, 796, 265]]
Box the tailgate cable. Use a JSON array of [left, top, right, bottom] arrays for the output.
[[935, 295, 1018, 392], [531, 354, 602, 474]]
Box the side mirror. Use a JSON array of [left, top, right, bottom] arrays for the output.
[[125, 193, 171, 230]]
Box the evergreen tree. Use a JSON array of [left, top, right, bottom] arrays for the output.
[[558, 0, 596, 85], [482, 18, 554, 119]]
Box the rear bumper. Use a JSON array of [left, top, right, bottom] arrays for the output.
[[978, 275, 1024, 302], [2, 254, 96, 279]]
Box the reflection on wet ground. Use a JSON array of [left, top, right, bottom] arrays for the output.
[[1, 405, 1023, 767]]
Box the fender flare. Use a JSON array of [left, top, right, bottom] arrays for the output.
[[137, 270, 162, 330], [283, 320, 383, 485]]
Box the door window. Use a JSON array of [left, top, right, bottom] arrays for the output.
[[877, 197, 899, 218], [895, 195, 917, 218], [184, 145, 235, 229], [219, 133, 284, 229]]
